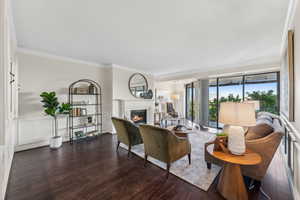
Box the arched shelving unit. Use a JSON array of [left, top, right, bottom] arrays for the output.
[[68, 79, 102, 143]]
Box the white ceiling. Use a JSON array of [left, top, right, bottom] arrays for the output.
[[12, 0, 289, 76]]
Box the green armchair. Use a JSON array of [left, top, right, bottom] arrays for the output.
[[139, 124, 191, 177], [111, 117, 143, 157]]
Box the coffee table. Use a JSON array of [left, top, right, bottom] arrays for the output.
[[207, 144, 262, 200]]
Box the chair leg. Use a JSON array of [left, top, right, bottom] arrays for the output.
[[128, 145, 131, 157], [166, 163, 170, 178], [188, 153, 191, 164], [144, 154, 148, 167], [207, 162, 211, 169], [116, 141, 120, 152]]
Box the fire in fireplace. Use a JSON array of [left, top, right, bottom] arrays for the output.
[[130, 109, 147, 124]]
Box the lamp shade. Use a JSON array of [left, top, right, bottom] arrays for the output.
[[219, 102, 256, 127], [244, 100, 260, 111]]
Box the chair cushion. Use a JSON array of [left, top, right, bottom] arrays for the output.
[[246, 122, 274, 140], [257, 114, 273, 123]]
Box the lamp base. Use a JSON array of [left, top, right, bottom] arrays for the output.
[[226, 125, 245, 155]]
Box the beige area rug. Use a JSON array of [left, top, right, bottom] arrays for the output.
[[120, 130, 221, 191]]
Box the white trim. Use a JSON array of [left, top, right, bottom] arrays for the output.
[[0, 0, 7, 145], [280, 0, 299, 57], [156, 61, 280, 81], [7, 0, 17, 46], [280, 114, 300, 200], [17, 47, 104, 67]]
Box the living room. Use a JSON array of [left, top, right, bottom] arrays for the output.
[[1, 0, 300, 200]]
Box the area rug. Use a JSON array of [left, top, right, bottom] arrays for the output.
[[120, 130, 221, 191]]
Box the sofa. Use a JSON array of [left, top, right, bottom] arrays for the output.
[[205, 112, 284, 181]]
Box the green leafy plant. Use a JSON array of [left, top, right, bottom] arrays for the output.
[[216, 132, 228, 137], [40, 92, 72, 137], [40, 92, 71, 116]]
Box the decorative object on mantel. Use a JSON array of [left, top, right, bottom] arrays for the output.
[[68, 79, 102, 143], [219, 102, 256, 155], [128, 73, 153, 99], [40, 92, 72, 149], [141, 89, 153, 99]]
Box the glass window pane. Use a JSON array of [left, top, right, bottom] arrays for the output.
[[186, 84, 193, 121], [245, 73, 279, 114], [218, 76, 243, 128], [209, 79, 217, 128]]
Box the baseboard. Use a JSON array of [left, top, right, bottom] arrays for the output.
[[15, 132, 112, 152]]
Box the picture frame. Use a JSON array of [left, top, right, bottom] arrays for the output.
[[282, 30, 295, 121]]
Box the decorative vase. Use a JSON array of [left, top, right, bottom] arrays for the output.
[[50, 117, 62, 149], [227, 125, 246, 155]]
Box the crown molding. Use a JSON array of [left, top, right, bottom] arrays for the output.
[[280, 0, 299, 57], [156, 59, 280, 81], [111, 64, 153, 76], [17, 47, 103, 67]]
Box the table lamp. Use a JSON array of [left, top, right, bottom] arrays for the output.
[[219, 102, 256, 155], [244, 100, 260, 118]]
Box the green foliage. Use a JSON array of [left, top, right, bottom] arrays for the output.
[[209, 90, 278, 123], [216, 132, 228, 137], [40, 92, 72, 117], [246, 90, 278, 114], [187, 100, 198, 120]]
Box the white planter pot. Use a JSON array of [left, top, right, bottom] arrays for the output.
[[50, 136, 63, 149]]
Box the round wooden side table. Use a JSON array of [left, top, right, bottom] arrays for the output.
[[207, 144, 262, 200]]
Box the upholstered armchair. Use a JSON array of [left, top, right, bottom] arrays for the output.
[[111, 117, 143, 156], [205, 116, 284, 181], [139, 124, 191, 177]]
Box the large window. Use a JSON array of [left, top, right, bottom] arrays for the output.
[[208, 72, 279, 128], [186, 72, 280, 128]]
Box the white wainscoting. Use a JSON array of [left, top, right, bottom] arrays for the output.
[[281, 115, 300, 200], [15, 116, 69, 151]]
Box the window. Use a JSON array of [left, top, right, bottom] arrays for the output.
[[185, 83, 193, 121], [244, 73, 279, 114], [209, 79, 217, 128], [186, 72, 280, 128]]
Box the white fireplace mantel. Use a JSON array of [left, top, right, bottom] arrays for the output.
[[112, 99, 155, 124]]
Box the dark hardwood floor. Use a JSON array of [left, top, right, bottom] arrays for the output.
[[6, 134, 292, 200]]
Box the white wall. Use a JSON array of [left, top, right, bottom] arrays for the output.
[[292, 2, 300, 131], [16, 51, 113, 150], [0, 0, 18, 199], [290, 2, 300, 199], [155, 80, 190, 117], [280, 1, 300, 199]]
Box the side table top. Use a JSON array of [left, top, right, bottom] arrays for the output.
[[207, 144, 262, 166]]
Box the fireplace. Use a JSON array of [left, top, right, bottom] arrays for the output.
[[130, 109, 147, 124]]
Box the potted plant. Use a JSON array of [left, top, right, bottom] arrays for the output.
[[40, 92, 71, 149]]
